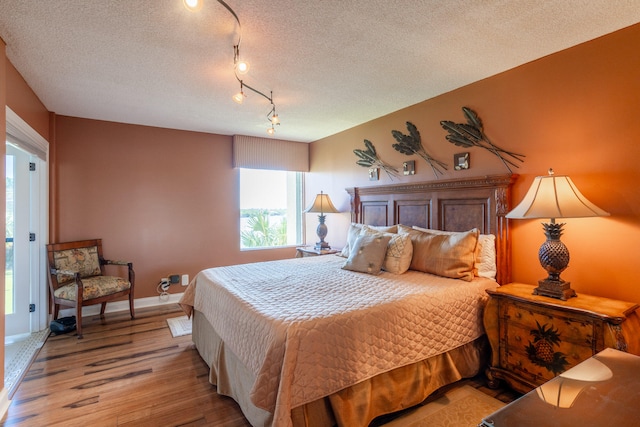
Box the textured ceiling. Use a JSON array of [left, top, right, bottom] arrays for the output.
[[1, 1, 640, 142]]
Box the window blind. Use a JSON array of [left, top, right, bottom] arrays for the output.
[[233, 135, 309, 172]]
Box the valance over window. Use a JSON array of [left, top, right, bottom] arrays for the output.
[[233, 135, 309, 172]]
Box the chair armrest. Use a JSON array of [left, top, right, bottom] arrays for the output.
[[102, 259, 135, 286], [102, 259, 132, 267], [50, 268, 80, 277]]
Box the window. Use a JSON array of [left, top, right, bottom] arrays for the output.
[[239, 168, 303, 249]]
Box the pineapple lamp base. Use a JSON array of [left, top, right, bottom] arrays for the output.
[[533, 279, 576, 301], [533, 221, 577, 300]]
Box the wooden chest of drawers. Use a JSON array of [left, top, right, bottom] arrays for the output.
[[484, 283, 640, 394]]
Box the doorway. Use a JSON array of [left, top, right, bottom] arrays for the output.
[[4, 108, 50, 396], [5, 144, 31, 337]]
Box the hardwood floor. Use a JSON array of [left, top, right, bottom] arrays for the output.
[[2, 305, 250, 426], [2, 305, 520, 426]]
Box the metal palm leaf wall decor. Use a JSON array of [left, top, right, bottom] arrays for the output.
[[353, 139, 400, 180], [391, 122, 448, 178], [440, 107, 525, 173]]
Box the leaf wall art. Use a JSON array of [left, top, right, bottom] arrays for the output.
[[440, 107, 525, 173], [391, 122, 447, 178], [353, 139, 400, 180]]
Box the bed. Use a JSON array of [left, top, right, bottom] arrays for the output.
[[179, 174, 517, 427]]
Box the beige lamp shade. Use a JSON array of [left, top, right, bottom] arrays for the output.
[[506, 170, 609, 220], [305, 192, 340, 215]]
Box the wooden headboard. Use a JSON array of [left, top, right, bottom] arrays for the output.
[[346, 174, 518, 285]]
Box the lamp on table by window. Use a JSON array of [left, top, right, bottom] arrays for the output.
[[305, 191, 340, 250], [506, 169, 609, 300]]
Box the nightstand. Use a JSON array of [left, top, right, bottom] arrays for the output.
[[295, 247, 339, 258], [484, 283, 640, 394]]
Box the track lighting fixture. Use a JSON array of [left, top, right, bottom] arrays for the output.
[[267, 101, 280, 135], [184, 0, 281, 135]]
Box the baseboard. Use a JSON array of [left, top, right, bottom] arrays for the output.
[[0, 387, 9, 420], [59, 292, 185, 318]]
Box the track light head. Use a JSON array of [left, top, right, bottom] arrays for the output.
[[232, 91, 245, 104], [235, 60, 250, 75], [183, 0, 202, 12]]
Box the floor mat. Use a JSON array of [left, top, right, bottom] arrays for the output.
[[383, 385, 505, 427], [5, 328, 50, 398], [167, 315, 192, 337]]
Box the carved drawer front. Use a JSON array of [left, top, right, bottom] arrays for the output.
[[499, 303, 598, 385]]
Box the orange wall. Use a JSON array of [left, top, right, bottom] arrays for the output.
[[308, 23, 640, 303], [53, 116, 296, 298], [5, 60, 49, 141]]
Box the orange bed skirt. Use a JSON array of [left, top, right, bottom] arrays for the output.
[[192, 309, 488, 427]]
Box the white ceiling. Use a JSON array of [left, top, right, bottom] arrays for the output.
[[1, 1, 639, 143]]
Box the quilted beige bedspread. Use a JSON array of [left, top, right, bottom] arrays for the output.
[[179, 255, 497, 427]]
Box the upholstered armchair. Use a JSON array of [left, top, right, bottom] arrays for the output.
[[46, 239, 135, 338]]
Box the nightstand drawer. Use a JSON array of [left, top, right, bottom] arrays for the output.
[[505, 303, 596, 347], [502, 320, 596, 384]]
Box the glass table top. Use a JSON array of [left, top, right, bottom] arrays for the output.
[[481, 348, 640, 426]]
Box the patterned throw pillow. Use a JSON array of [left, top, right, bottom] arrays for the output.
[[341, 233, 392, 275], [339, 223, 399, 258], [361, 225, 413, 274]]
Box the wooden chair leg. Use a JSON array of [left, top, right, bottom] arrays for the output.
[[129, 292, 135, 319], [100, 302, 107, 316], [76, 305, 83, 339], [53, 304, 60, 320]]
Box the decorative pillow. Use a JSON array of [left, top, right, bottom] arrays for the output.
[[341, 233, 392, 275], [339, 223, 399, 258], [339, 223, 364, 258], [361, 225, 413, 274], [410, 225, 497, 280], [476, 234, 497, 280], [398, 226, 479, 281]]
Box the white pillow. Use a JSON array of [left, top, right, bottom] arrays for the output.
[[339, 223, 364, 258], [476, 234, 497, 280], [361, 225, 413, 274], [410, 225, 497, 280]]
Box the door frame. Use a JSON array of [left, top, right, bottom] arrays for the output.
[[6, 107, 49, 333]]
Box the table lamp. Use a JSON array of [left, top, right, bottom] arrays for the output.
[[506, 169, 609, 300], [305, 191, 340, 250]]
